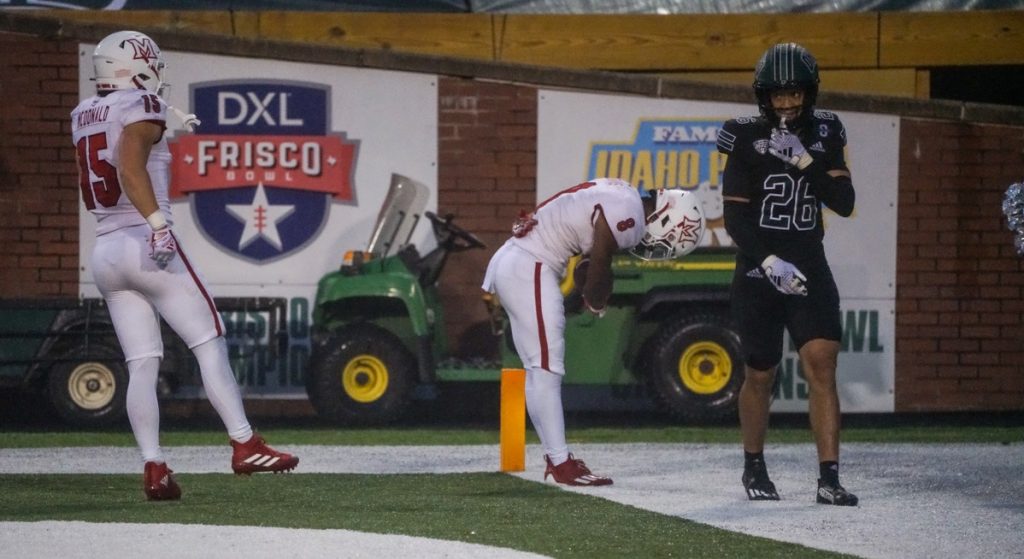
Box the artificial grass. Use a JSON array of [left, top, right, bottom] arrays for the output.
[[0, 473, 849, 558]]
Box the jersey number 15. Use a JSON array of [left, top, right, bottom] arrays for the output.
[[76, 132, 122, 209]]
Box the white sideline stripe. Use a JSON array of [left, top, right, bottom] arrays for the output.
[[0, 521, 549, 559]]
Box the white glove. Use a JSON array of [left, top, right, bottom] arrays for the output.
[[761, 254, 808, 296], [169, 105, 201, 132], [767, 118, 813, 170], [149, 227, 178, 268]]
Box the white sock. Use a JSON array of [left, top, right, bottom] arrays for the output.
[[126, 357, 162, 463], [192, 337, 253, 442], [525, 367, 569, 465]]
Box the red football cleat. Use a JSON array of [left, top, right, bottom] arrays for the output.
[[230, 433, 299, 475], [144, 461, 182, 501], [544, 453, 613, 486]]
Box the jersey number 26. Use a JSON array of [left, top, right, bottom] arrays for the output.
[[761, 174, 817, 231]]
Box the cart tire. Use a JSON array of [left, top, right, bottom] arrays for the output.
[[46, 342, 128, 427], [643, 313, 744, 423], [306, 324, 416, 425]]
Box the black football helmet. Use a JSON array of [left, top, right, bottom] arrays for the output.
[[753, 42, 820, 129]]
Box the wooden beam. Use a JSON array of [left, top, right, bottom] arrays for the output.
[[4, 11, 1022, 125], [880, 10, 1024, 66], [41, 9, 236, 35], [657, 68, 922, 99], [497, 13, 879, 71], [246, 12, 495, 61]]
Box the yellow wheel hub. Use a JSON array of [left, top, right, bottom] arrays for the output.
[[66, 362, 117, 410], [342, 354, 389, 403], [678, 341, 732, 395]]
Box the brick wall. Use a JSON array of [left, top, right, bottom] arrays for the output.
[[895, 120, 1024, 411], [2, 30, 1021, 411], [0, 34, 80, 297], [435, 78, 537, 359]]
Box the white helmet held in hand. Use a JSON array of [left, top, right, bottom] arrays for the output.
[[631, 189, 706, 261], [93, 30, 166, 94]]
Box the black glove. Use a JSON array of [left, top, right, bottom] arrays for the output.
[[563, 290, 584, 316]]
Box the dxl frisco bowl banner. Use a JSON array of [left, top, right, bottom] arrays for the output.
[[538, 90, 897, 412], [78, 46, 437, 397]]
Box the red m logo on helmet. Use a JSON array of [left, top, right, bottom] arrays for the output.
[[124, 38, 159, 64]]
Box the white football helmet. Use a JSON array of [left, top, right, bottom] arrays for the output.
[[630, 189, 706, 261], [93, 30, 166, 94]]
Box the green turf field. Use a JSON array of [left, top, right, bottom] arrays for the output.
[[0, 472, 849, 558]]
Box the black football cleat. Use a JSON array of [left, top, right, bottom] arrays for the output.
[[816, 479, 859, 506], [742, 461, 780, 501]]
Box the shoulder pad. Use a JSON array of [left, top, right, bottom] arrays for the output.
[[120, 89, 166, 112], [809, 110, 846, 146], [811, 110, 845, 127], [717, 116, 763, 154]]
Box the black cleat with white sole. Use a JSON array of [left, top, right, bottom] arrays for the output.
[[742, 461, 780, 501], [816, 479, 859, 506]]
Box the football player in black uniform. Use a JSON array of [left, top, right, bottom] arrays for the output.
[[717, 43, 858, 506]]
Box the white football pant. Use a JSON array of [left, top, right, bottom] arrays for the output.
[[484, 242, 570, 464], [92, 224, 252, 462]]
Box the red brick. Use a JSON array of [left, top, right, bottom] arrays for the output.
[[38, 242, 78, 256], [40, 215, 77, 228], [19, 255, 59, 268], [39, 269, 78, 282], [939, 339, 979, 352]]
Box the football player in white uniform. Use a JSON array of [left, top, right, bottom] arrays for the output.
[[483, 178, 704, 485], [72, 30, 298, 501]]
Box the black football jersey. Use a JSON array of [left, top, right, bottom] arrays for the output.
[[716, 110, 849, 263]]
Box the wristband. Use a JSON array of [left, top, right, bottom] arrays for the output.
[[146, 210, 169, 231], [761, 254, 779, 270], [794, 152, 813, 170], [582, 295, 607, 318]]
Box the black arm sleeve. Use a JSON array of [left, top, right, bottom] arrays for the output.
[[723, 200, 771, 264], [802, 158, 855, 217]]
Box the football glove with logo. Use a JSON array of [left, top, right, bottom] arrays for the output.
[[761, 254, 808, 296], [149, 227, 177, 268], [768, 118, 813, 170]]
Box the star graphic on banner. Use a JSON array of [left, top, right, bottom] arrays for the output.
[[226, 182, 295, 251]]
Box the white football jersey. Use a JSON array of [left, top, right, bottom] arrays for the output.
[[71, 89, 171, 235], [511, 178, 646, 271]]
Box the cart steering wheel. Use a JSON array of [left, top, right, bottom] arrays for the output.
[[425, 211, 486, 250]]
